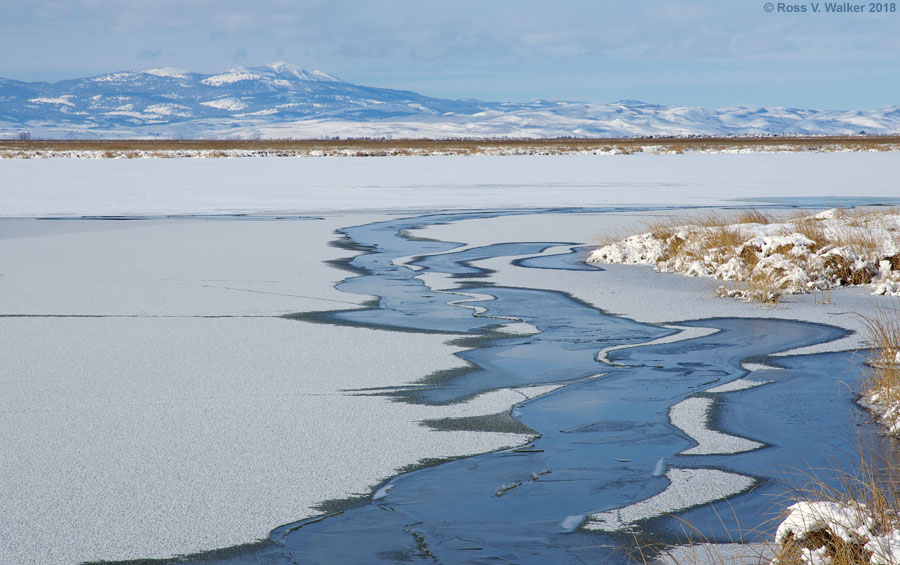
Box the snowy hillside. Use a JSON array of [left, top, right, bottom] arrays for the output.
[[1, 62, 899, 139]]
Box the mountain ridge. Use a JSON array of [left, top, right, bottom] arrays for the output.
[[1, 63, 898, 139]]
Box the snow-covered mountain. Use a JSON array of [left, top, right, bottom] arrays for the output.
[[1, 62, 898, 139]]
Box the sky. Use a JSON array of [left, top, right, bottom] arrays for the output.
[[1, 0, 898, 109]]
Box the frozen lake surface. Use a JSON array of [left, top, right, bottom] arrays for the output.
[[2, 153, 899, 563], [193, 209, 894, 564]]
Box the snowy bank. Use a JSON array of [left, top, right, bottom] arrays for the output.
[[587, 208, 900, 302], [772, 501, 900, 564]]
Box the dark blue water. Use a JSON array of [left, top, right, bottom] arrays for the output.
[[146, 207, 891, 564], [268, 319, 870, 564], [514, 245, 602, 271]]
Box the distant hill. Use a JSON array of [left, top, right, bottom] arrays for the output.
[[1, 62, 898, 139]]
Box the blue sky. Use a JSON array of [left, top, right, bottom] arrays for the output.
[[2, 0, 898, 109]]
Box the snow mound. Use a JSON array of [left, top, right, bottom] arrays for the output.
[[587, 209, 900, 301], [773, 500, 900, 565]]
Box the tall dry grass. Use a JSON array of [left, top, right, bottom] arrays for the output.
[[735, 210, 774, 225], [763, 441, 900, 565], [604, 207, 900, 303], [862, 307, 900, 414]]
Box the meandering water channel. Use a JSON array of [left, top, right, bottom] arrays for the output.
[[175, 208, 889, 564]]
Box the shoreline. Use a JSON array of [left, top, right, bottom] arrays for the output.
[[2, 135, 900, 159]]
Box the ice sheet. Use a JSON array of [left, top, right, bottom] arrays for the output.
[[3, 152, 900, 217], [0, 216, 536, 564], [3, 153, 899, 562]]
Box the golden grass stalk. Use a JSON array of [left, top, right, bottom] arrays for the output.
[[861, 307, 900, 410], [593, 207, 900, 303], [735, 210, 773, 225]]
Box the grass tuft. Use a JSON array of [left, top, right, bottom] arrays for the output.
[[591, 207, 900, 303], [861, 306, 900, 416]]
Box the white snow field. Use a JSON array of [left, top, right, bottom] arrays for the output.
[[0, 217, 546, 564], [1, 151, 900, 217], [1, 151, 899, 563]]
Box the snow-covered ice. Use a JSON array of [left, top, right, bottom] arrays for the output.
[[3, 152, 900, 563], [0, 216, 535, 564], [583, 468, 756, 532], [2, 152, 900, 217], [669, 397, 764, 456], [705, 378, 771, 394]]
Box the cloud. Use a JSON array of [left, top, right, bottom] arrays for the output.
[[232, 48, 247, 62], [137, 48, 162, 60]]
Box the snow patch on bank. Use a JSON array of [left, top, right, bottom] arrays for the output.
[[587, 208, 900, 300], [773, 501, 900, 565]]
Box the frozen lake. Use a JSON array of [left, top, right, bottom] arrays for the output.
[[2, 153, 899, 563]]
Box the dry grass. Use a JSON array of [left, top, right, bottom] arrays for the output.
[[594, 227, 631, 248], [716, 272, 785, 305], [793, 208, 898, 256], [735, 210, 773, 225], [841, 230, 880, 258], [791, 215, 828, 252], [2, 135, 900, 157], [775, 527, 872, 564], [646, 213, 748, 249], [645, 216, 684, 241], [745, 271, 785, 304], [766, 447, 900, 565], [862, 307, 900, 409], [594, 207, 900, 303], [836, 207, 900, 229]]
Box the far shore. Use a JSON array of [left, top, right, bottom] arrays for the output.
[[2, 135, 900, 158]]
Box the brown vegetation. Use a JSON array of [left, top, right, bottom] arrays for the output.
[[2, 135, 900, 158], [594, 207, 900, 304], [863, 307, 900, 412]]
